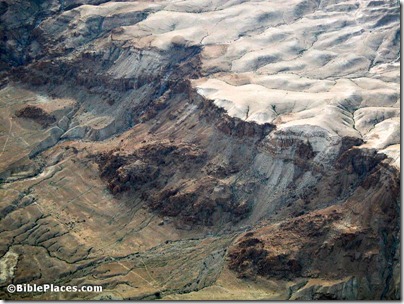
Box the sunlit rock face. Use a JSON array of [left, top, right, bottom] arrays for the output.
[[0, 0, 400, 300]]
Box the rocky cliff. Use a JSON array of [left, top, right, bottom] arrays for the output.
[[0, 0, 400, 300]]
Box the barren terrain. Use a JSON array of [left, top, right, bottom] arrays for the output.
[[0, 0, 400, 300]]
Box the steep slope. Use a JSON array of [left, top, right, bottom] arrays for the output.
[[0, 0, 400, 300]]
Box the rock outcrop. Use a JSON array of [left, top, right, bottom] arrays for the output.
[[0, 0, 399, 300]]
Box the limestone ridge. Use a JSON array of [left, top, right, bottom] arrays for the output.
[[0, 0, 400, 300]]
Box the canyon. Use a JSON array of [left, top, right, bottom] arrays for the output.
[[0, 0, 400, 300]]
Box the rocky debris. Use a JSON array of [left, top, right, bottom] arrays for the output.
[[96, 152, 160, 194], [15, 105, 56, 127], [288, 277, 360, 300], [0, 0, 400, 301], [93, 141, 253, 226], [228, 160, 400, 299], [148, 178, 239, 226], [0, 0, 113, 72], [337, 147, 386, 177]]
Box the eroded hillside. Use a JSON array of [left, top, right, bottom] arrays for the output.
[[0, 0, 400, 300]]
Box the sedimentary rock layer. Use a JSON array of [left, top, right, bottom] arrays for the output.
[[0, 0, 400, 300]]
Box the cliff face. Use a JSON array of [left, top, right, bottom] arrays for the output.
[[0, 0, 400, 300], [228, 161, 400, 299]]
